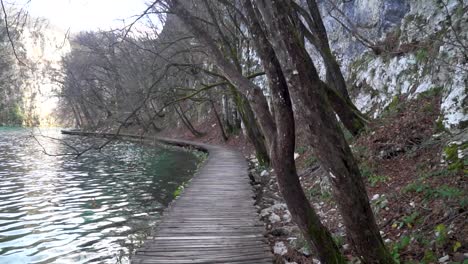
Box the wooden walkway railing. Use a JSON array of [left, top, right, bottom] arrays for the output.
[[60, 131, 273, 264]]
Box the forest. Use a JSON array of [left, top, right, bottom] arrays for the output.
[[0, 0, 467, 263]]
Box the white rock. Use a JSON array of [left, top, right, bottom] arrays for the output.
[[260, 208, 270, 217], [438, 255, 449, 263], [312, 259, 321, 264], [371, 194, 380, 201], [282, 213, 292, 223], [260, 170, 269, 177], [272, 203, 288, 211], [273, 241, 288, 255], [269, 213, 281, 223], [294, 153, 300, 160]]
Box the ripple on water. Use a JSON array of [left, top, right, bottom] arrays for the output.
[[0, 128, 199, 263]]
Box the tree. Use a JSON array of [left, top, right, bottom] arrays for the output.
[[254, 1, 394, 262], [166, 0, 395, 262]]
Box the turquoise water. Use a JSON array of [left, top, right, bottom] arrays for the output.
[[0, 128, 199, 263]]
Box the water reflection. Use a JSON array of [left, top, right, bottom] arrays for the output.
[[0, 128, 199, 263]]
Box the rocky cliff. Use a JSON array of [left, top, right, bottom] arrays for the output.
[[310, 0, 467, 130], [0, 16, 70, 126]]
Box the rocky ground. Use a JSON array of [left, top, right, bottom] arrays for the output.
[[249, 90, 467, 264], [157, 89, 467, 264]]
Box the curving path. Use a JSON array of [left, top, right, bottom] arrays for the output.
[[132, 139, 273, 264], [60, 131, 273, 264]]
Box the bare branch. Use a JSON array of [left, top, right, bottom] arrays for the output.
[[0, 0, 27, 66]]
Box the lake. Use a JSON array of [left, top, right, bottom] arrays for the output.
[[0, 128, 200, 263]]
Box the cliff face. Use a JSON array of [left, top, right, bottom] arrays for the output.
[[310, 0, 467, 130], [0, 17, 70, 126]]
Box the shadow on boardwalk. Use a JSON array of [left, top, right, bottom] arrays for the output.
[[60, 131, 273, 264]]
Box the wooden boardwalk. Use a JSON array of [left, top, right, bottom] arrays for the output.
[[60, 131, 272, 263], [130, 140, 273, 264]]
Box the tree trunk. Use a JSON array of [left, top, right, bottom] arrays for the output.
[[210, 97, 228, 141], [242, 1, 345, 262], [323, 79, 367, 136], [265, 1, 395, 263], [69, 100, 82, 128], [174, 104, 204, 137], [297, 0, 367, 135], [77, 97, 95, 128], [171, 1, 277, 149], [231, 86, 270, 166]]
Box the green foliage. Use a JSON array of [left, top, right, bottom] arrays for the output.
[[419, 86, 443, 99], [390, 235, 411, 263], [383, 95, 404, 116], [332, 234, 345, 247], [359, 162, 374, 178], [193, 151, 208, 164], [392, 212, 420, 229], [435, 224, 448, 247], [368, 174, 389, 187], [421, 250, 437, 264], [420, 168, 456, 179], [296, 146, 308, 155], [414, 233, 431, 247], [304, 154, 318, 167], [173, 185, 184, 198], [444, 143, 466, 172], [403, 180, 464, 204], [453, 241, 462, 252], [6, 104, 24, 125], [455, 5, 465, 18], [349, 56, 372, 72], [306, 186, 333, 202], [415, 48, 429, 63], [402, 212, 420, 228], [434, 116, 448, 133], [320, 191, 333, 201], [371, 195, 389, 213], [403, 180, 430, 194], [359, 162, 388, 187], [435, 185, 463, 200], [306, 186, 321, 199]]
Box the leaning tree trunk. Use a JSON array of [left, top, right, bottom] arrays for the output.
[[266, 1, 395, 263], [231, 86, 270, 166], [209, 98, 228, 141], [323, 79, 367, 136], [174, 104, 204, 137], [297, 0, 368, 135], [69, 100, 82, 128], [77, 97, 95, 129], [242, 1, 345, 262]]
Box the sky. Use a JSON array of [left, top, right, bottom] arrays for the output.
[[10, 0, 152, 33]]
